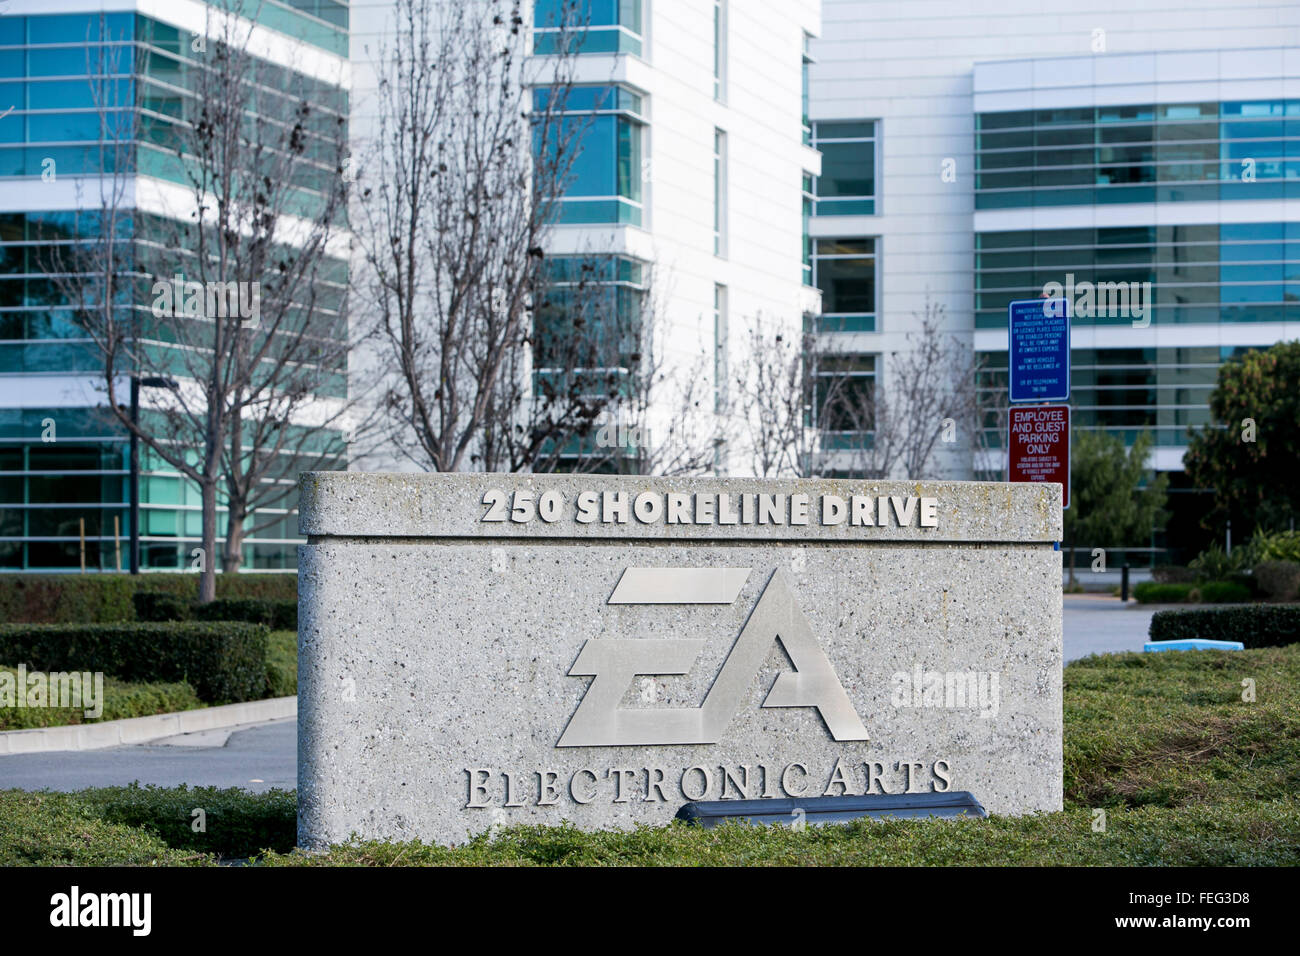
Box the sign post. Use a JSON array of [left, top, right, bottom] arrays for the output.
[[1007, 298, 1071, 510], [1008, 404, 1071, 509], [1009, 298, 1070, 404]]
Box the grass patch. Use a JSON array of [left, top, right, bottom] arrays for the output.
[[1064, 646, 1300, 809], [2, 645, 1298, 866]]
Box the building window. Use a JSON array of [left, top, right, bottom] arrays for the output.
[[801, 33, 813, 146], [975, 100, 1300, 209], [713, 128, 727, 256], [802, 173, 814, 284], [812, 120, 876, 216], [533, 254, 646, 396], [713, 284, 728, 413], [534, 0, 644, 56], [815, 353, 877, 439], [713, 1, 726, 101], [543, 85, 645, 226], [812, 238, 876, 331], [974, 221, 1300, 330]]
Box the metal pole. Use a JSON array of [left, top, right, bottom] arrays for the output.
[[129, 375, 140, 574]]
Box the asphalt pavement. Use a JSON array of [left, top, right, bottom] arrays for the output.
[[0, 596, 1160, 792]]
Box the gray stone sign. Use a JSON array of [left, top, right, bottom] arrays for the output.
[[297, 473, 1063, 847]]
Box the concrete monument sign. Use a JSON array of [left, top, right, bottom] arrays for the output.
[[297, 473, 1062, 847]]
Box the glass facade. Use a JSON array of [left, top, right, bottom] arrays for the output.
[[534, 0, 643, 57], [545, 85, 645, 226], [811, 120, 876, 216], [0, 14, 348, 218], [811, 237, 876, 332], [0, 10, 349, 571], [976, 100, 1300, 209], [975, 222, 1300, 329], [974, 345, 1259, 452], [814, 352, 876, 448]]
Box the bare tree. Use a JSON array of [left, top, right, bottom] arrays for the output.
[[622, 284, 717, 477], [968, 352, 1011, 481], [890, 298, 978, 479], [732, 315, 813, 478], [45, 9, 356, 599], [735, 297, 981, 480], [357, 0, 607, 474]]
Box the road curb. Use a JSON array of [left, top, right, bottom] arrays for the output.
[[0, 696, 297, 755]]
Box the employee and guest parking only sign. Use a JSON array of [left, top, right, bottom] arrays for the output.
[[1007, 299, 1070, 509]]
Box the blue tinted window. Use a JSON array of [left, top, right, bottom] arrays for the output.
[[1222, 222, 1284, 241], [27, 110, 101, 141], [0, 49, 23, 79], [27, 13, 131, 45], [0, 18, 23, 47], [27, 47, 97, 77]]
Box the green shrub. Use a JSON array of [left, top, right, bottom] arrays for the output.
[[1199, 580, 1253, 603], [1252, 529, 1300, 564], [264, 630, 297, 698], [0, 669, 202, 730], [1149, 604, 1300, 649], [1189, 543, 1246, 582], [136, 574, 298, 603], [192, 598, 296, 631], [76, 784, 297, 858], [1134, 581, 1195, 603], [0, 574, 297, 624], [1255, 560, 1300, 602], [1151, 565, 1196, 584], [132, 591, 191, 622], [0, 622, 269, 704], [0, 576, 135, 625]]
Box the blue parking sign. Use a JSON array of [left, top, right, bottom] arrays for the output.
[[1009, 298, 1070, 403]]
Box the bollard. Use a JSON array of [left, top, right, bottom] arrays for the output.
[[1121, 564, 1130, 602]]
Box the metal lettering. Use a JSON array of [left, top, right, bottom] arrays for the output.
[[557, 569, 869, 747]]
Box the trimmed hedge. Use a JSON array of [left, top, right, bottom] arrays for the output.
[[0, 670, 202, 730], [0, 576, 135, 626], [192, 598, 297, 631], [1149, 603, 1300, 649], [1198, 581, 1253, 603], [77, 784, 297, 858], [132, 591, 192, 622], [1134, 580, 1253, 604], [1134, 581, 1194, 603], [0, 622, 269, 704], [0, 573, 296, 624]]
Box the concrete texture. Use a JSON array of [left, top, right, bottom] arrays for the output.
[[298, 474, 1064, 847], [299, 472, 1062, 543]]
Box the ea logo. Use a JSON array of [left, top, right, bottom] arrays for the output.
[[558, 567, 868, 747]]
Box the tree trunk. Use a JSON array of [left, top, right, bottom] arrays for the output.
[[223, 505, 246, 575], [198, 477, 218, 603]]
